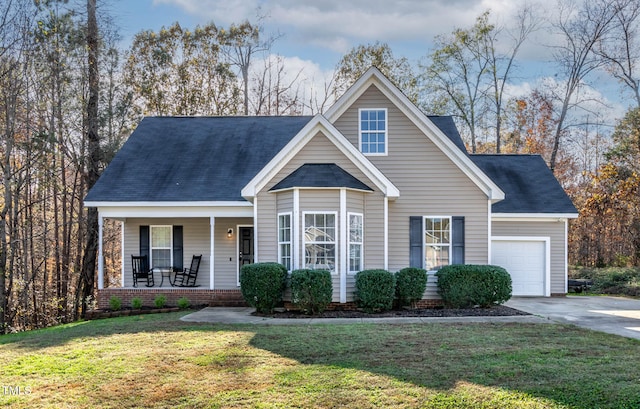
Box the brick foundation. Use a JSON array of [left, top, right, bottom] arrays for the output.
[[98, 288, 444, 310], [413, 299, 444, 308], [97, 288, 247, 309]]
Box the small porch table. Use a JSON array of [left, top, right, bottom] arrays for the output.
[[152, 267, 174, 287]]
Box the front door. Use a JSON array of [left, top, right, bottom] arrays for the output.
[[238, 226, 254, 279]]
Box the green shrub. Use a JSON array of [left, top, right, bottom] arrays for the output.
[[109, 296, 122, 311], [290, 269, 333, 314], [177, 296, 191, 309], [154, 294, 167, 309], [240, 262, 288, 314], [436, 265, 512, 308], [355, 269, 396, 313], [131, 297, 143, 310], [576, 267, 640, 297], [395, 267, 427, 308]]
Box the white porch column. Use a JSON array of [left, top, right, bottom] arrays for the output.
[[253, 196, 259, 262], [384, 196, 389, 271], [210, 216, 215, 289], [340, 189, 347, 303], [293, 189, 300, 270], [97, 215, 104, 289]]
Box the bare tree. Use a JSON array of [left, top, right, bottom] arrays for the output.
[[486, 4, 540, 153], [219, 19, 278, 115], [250, 55, 305, 115], [595, 0, 640, 107], [0, 0, 35, 334], [77, 0, 100, 318], [548, 0, 618, 173], [423, 12, 493, 153]]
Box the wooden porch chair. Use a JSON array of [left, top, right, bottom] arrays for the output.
[[132, 255, 155, 287], [172, 255, 202, 287]]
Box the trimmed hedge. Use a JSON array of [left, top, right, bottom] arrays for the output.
[[395, 267, 427, 307], [290, 269, 333, 314], [355, 269, 396, 313], [240, 262, 288, 314], [436, 264, 512, 308]]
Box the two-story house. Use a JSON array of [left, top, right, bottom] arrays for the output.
[[85, 67, 577, 309]]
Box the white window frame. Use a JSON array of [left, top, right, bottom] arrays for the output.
[[348, 212, 363, 274], [277, 212, 292, 272], [303, 211, 338, 274], [359, 108, 388, 156], [424, 216, 451, 271], [150, 225, 172, 268]]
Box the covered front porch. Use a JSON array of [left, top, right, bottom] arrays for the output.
[[94, 204, 255, 308]]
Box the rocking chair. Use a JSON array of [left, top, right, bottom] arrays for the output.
[[172, 255, 202, 287], [132, 255, 154, 287]]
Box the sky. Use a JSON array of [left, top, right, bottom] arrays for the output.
[[106, 0, 628, 124]]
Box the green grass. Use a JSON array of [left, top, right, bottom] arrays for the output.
[[1, 312, 640, 408]]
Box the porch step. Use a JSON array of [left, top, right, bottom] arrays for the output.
[[209, 291, 247, 307]]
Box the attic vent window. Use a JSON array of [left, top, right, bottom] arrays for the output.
[[359, 108, 387, 155]]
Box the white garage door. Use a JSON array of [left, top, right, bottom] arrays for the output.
[[491, 240, 546, 296]]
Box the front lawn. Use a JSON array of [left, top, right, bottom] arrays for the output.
[[1, 311, 639, 408]]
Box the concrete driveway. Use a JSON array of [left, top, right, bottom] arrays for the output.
[[506, 296, 640, 340]]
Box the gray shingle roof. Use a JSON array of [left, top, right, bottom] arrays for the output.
[[86, 115, 575, 215], [270, 163, 373, 191], [470, 154, 577, 214], [428, 116, 467, 153], [85, 116, 312, 202]]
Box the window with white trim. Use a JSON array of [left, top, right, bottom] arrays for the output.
[[150, 225, 172, 267], [304, 213, 336, 272], [348, 213, 363, 273], [424, 217, 450, 270], [359, 108, 387, 155], [278, 213, 292, 271]]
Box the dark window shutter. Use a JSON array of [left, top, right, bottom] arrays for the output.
[[173, 225, 183, 270], [409, 216, 423, 268], [452, 216, 465, 264], [140, 226, 150, 259]]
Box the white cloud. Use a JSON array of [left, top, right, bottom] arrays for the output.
[[152, 0, 538, 53]]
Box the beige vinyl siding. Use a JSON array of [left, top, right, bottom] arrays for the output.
[[363, 191, 385, 270], [346, 190, 364, 212], [276, 190, 293, 211], [333, 84, 489, 271], [123, 218, 210, 288], [256, 192, 278, 263], [492, 220, 567, 295], [263, 131, 376, 192], [214, 217, 253, 289], [299, 190, 340, 210]]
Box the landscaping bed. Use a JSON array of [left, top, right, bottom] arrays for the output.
[[85, 306, 184, 319], [256, 305, 529, 318]]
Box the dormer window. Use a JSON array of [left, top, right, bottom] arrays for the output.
[[359, 108, 387, 155]]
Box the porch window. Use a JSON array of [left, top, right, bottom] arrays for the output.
[[425, 217, 450, 270], [348, 213, 363, 273], [278, 213, 291, 271], [150, 225, 172, 268], [359, 108, 387, 155], [304, 213, 336, 272]]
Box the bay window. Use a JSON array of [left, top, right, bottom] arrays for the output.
[[278, 213, 292, 271], [304, 213, 336, 272], [348, 213, 363, 273]]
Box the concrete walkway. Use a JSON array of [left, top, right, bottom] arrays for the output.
[[180, 296, 640, 341], [506, 296, 640, 340], [180, 306, 546, 325]]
